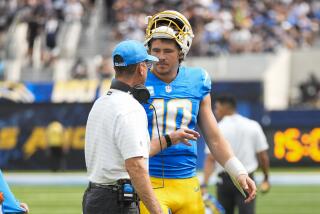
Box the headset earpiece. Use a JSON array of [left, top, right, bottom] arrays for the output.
[[110, 80, 150, 104], [131, 84, 150, 104]]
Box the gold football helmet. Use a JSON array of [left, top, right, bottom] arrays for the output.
[[145, 10, 194, 58]]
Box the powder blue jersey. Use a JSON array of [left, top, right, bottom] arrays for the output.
[[144, 66, 211, 178], [0, 170, 25, 214]]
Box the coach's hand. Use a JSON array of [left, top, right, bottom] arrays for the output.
[[169, 128, 200, 146], [237, 174, 256, 203]]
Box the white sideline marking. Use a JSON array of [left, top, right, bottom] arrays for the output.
[[3, 172, 320, 186]]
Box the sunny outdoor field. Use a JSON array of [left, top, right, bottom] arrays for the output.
[[11, 184, 320, 214]]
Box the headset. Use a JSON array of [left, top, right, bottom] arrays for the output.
[[110, 79, 150, 104]]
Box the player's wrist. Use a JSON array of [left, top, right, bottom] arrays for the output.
[[200, 183, 208, 188], [224, 156, 247, 178]]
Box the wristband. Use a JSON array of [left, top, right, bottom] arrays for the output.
[[200, 183, 208, 188], [224, 157, 247, 178], [164, 134, 172, 148]]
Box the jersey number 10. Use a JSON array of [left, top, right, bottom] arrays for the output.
[[150, 99, 193, 139]]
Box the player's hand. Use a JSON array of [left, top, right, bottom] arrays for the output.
[[237, 174, 256, 203], [259, 180, 270, 194], [200, 183, 208, 196], [169, 128, 200, 146], [20, 202, 29, 213]]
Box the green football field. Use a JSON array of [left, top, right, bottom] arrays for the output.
[[11, 184, 320, 214]]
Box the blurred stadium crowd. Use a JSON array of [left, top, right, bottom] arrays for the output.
[[0, 0, 96, 80], [110, 0, 320, 56], [0, 0, 319, 108], [0, 0, 90, 56], [0, 0, 320, 76]]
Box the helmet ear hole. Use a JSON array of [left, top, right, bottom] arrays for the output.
[[179, 51, 184, 59]]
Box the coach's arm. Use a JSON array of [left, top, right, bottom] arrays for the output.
[[125, 157, 163, 214]]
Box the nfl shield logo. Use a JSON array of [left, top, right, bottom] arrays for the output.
[[165, 85, 172, 93]]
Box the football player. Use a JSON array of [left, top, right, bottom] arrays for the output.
[[140, 10, 256, 214]]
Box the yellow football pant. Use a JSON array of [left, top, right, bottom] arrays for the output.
[[140, 176, 205, 214]]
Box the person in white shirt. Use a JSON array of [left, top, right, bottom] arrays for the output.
[[203, 94, 270, 214], [82, 40, 200, 214]]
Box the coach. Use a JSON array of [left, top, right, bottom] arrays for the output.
[[82, 40, 162, 214]]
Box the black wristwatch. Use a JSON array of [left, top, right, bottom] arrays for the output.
[[164, 134, 172, 147]]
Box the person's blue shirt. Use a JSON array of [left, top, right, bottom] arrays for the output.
[[0, 170, 25, 213], [144, 66, 211, 178]]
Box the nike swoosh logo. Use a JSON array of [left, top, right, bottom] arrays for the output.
[[194, 186, 200, 192]]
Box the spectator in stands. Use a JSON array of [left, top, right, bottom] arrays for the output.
[[52, 0, 66, 20], [71, 57, 88, 79], [43, 12, 60, 67], [0, 0, 8, 50], [64, 0, 84, 23], [25, 0, 46, 62], [45, 12, 59, 52], [104, 0, 115, 23]]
